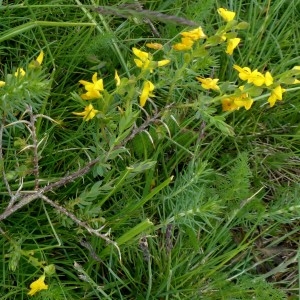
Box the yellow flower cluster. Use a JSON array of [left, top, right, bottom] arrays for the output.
[[73, 46, 171, 119], [132, 47, 170, 73], [221, 86, 253, 111], [196, 77, 220, 91], [173, 27, 207, 51], [0, 51, 44, 86], [72, 72, 104, 121], [233, 65, 273, 87], [132, 47, 170, 107], [72, 6, 300, 119], [233, 64, 285, 108]]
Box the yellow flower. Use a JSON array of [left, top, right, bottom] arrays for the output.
[[196, 77, 220, 91], [180, 27, 207, 41], [28, 275, 48, 296], [235, 86, 253, 110], [132, 47, 149, 61], [140, 80, 155, 107], [0, 81, 5, 87], [132, 47, 170, 72], [79, 73, 104, 100], [233, 65, 252, 81], [268, 85, 285, 107], [264, 71, 273, 86], [293, 79, 300, 84], [249, 69, 265, 86], [133, 47, 151, 70], [14, 68, 26, 77], [28, 50, 44, 69], [218, 8, 236, 22], [173, 37, 194, 51], [114, 70, 121, 86], [221, 86, 253, 111], [221, 95, 253, 111], [234, 97, 253, 110], [226, 38, 240, 55], [36, 51, 44, 65], [146, 43, 163, 50], [222, 98, 239, 111], [73, 104, 99, 121], [233, 65, 265, 86], [157, 59, 170, 67]]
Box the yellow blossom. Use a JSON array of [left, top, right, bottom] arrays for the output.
[[28, 275, 48, 296], [36, 51, 44, 65], [132, 47, 151, 70], [132, 47, 170, 72], [196, 77, 220, 91], [79, 73, 104, 100], [222, 95, 253, 111], [268, 85, 285, 107], [264, 71, 273, 86], [222, 98, 239, 111], [222, 86, 253, 111], [114, 70, 121, 86], [14, 68, 26, 77], [293, 79, 300, 84], [73, 104, 99, 121], [249, 69, 265, 86], [146, 43, 163, 50], [226, 38, 241, 55], [140, 80, 155, 107], [218, 8, 236, 22], [132, 47, 149, 61], [172, 37, 194, 51], [157, 59, 170, 67], [180, 27, 207, 41], [234, 97, 253, 110], [233, 65, 265, 86], [0, 81, 5, 87], [28, 50, 44, 69], [235, 86, 253, 109]]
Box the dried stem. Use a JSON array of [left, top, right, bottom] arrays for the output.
[[95, 5, 199, 27], [40, 195, 121, 260], [0, 105, 169, 256], [0, 119, 13, 198], [28, 106, 40, 189], [0, 158, 99, 222]]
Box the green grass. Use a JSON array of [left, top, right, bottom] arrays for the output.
[[1, 0, 300, 299]]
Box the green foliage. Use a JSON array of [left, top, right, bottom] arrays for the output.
[[0, 0, 299, 299]]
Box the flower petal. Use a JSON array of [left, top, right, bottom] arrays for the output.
[[36, 51, 44, 65], [28, 275, 48, 296], [226, 38, 241, 55], [132, 47, 149, 61], [218, 8, 236, 22], [146, 43, 163, 50]]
